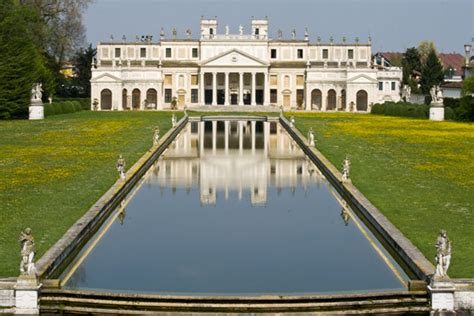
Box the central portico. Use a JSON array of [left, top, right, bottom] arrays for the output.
[[200, 49, 269, 106]]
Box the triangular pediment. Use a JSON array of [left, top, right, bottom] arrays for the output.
[[91, 73, 121, 83], [347, 74, 377, 83], [201, 49, 268, 67]]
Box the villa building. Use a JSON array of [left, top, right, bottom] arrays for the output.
[[91, 18, 402, 112]]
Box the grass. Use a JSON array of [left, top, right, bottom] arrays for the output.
[[0, 111, 176, 277], [290, 112, 474, 278]]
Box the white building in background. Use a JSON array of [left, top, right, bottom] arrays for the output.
[[91, 17, 402, 112]]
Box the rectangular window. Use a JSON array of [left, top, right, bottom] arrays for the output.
[[192, 48, 198, 58], [270, 75, 278, 86], [164, 74, 172, 86], [115, 48, 121, 58], [391, 81, 396, 91], [191, 89, 198, 103], [378, 82, 383, 91], [296, 75, 304, 86], [164, 89, 172, 103], [297, 49, 304, 59], [140, 47, 146, 58], [322, 49, 329, 59], [271, 49, 277, 59], [191, 74, 198, 86], [348, 49, 354, 59], [270, 89, 278, 103], [165, 48, 172, 58]]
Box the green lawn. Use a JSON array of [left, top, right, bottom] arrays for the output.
[[291, 112, 474, 278], [0, 111, 175, 277]]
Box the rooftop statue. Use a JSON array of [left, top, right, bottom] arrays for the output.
[[225, 25, 229, 35], [172, 28, 177, 39], [291, 29, 296, 40], [239, 25, 244, 35], [186, 29, 192, 39], [278, 29, 283, 39]]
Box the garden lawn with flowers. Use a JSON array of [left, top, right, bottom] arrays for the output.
[[292, 112, 474, 278], [0, 111, 175, 277]]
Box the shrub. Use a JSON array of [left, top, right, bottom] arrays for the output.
[[444, 97, 460, 109], [444, 107, 455, 120], [43, 100, 84, 117], [454, 96, 474, 122], [371, 101, 429, 119]]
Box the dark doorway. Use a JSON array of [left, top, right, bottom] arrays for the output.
[[244, 93, 251, 105], [217, 90, 225, 105], [205, 90, 212, 105], [256, 90, 264, 105], [231, 94, 238, 105]]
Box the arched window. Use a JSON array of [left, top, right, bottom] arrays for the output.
[[100, 89, 112, 110], [327, 89, 337, 111], [132, 89, 141, 109], [311, 89, 322, 110], [341, 89, 346, 110], [356, 90, 368, 111], [146, 89, 157, 109], [122, 89, 128, 110]]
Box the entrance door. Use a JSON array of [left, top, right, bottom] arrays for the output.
[[256, 90, 264, 105], [231, 94, 238, 105], [205, 90, 212, 105], [283, 95, 291, 109], [178, 95, 185, 107]]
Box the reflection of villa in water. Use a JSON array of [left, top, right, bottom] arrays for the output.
[[148, 120, 322, 205]]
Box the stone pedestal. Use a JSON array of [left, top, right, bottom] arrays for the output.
[[15, 275, 40, 315], [430, 103, 444, 121], [28, 102, 44, 120], [428, 279, 455, 312]]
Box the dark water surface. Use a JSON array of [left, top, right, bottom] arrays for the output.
[[64, 121, 408, 294]]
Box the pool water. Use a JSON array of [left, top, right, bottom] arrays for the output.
[[63, 120, 409, 295]]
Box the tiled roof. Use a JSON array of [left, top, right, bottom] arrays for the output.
[[438, 53, 464, 76]]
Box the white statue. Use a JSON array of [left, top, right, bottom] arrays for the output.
[[153, 127, 160, 146], [436, 87, 444, 104], [278, 29, 283, 39], [31, 83, 43, 102], [116, 155, 126, 180], [291, 29, 296, 40], [186, 29, 192, 39], [308, 127, 315, 146], [341, 155, 350, 182], [19, 228, 36, 276], [239, 25, 243, 35], [225, 25, 229, 35], [430, 85, 443, 104], [434, 230, 451, 279], [172, 113, 177, 127], [290, 116, 295, 128]]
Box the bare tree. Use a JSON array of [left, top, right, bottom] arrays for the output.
[[21, 0, 92, 63]]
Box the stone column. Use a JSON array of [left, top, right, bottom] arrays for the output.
[[224, 72, 230, 106], [239, 72, 244, 106], [212, 72, 217, 106], [224, 121, 229, 153], [200, 72, 205, 105], [322, 90, 327, 111], [212, 120, 217, 154], [264, 72, 270, 106], [251, 72, 257, 106]]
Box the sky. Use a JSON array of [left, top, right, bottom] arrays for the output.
[[84, 0, 473, 53]]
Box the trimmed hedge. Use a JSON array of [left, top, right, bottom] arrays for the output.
[[43, 101, 84, 117], [53, 98, 90, 110], [371, 101, 429, 119]]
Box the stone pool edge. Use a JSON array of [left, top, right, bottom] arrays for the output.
[[35, 114, 189, 279]]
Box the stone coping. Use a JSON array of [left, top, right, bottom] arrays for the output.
[[35, 115, 189, 279], [279, 115, 435, 282]]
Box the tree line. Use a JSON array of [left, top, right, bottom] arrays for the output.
[[0, 0, 94, 119]]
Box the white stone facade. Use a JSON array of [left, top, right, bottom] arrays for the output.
[[91, 18, 402, 112]]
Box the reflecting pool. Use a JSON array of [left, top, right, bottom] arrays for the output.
[[63, 120, 409, 295]]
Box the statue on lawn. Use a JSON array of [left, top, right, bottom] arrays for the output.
[[434, 230, 451, 279], [308, 127, 315, 146], [290, 116, 295, 128], [172, 113, 177, 127], [341, 155, 350, 182], [19, 228, 36, 276], [116, 155, 126, 180], [153, 127, 160, 146], [31, 83, 43, 103]]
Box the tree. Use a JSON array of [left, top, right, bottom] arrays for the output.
[[420, 48, 444, 94], [401, 47, 422, 92], [462, 76, 474, 96], [418, 41, 436, 64], [73, 44, 96, 97], [0, 1, 52, 119]]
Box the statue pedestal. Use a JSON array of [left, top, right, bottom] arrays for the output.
[[430, 103, 444, 121], [28, 102, 44, 120], [428, 279, 455, 311], [15, 275, 41, 315]]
